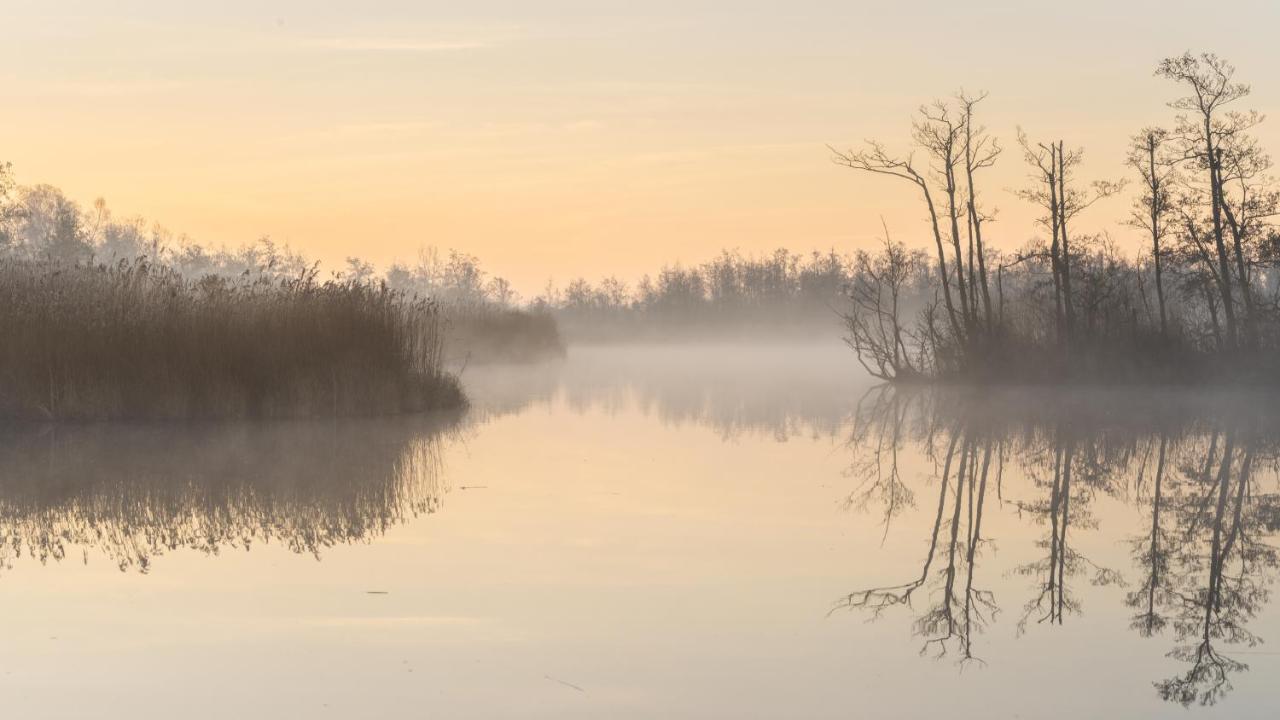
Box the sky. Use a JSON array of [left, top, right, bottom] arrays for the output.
[[3, 0, 1279, 294]]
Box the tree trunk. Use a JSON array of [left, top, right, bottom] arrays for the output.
[[944, 164, 973, 331], [1147, 137, 1168, 337], [920, 182, 964, 341], [1056, 142, 1075, 341], [1206, 130, 1238, 351]]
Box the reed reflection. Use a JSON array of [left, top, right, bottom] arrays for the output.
[[839, 387, 1280, 707], [0, 413, 460, 574]]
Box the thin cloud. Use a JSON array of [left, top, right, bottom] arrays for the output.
[[302, 37, 493, 52], [48, 79, 187, 98], [563, 120, 604, 132]]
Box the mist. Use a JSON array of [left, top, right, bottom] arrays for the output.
[[4, 5, 1280, 716]]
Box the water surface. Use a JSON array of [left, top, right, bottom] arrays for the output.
[[1, 345, 1278, 718]]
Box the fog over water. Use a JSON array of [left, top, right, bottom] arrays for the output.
[[1, 344, 1279, 718]]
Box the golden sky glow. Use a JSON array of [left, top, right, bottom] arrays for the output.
[[4, 1, 1279, 293]]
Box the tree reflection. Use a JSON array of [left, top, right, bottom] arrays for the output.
[[1127, 433, 1175, 637], [1155, 428, 1276, 706], [839, 387, 1280, 707], [1014, 430, 1124, 631], [468, 346, 862, 441], [842, 386, 919, 536], [0, 413, 460, 573], [835, 416, 998, 665]]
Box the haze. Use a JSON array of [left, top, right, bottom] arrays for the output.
[[4, 0, 1278, 293]]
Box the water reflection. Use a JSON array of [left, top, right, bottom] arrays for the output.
[[841, 386, 1280, 707], [0, 413, 459, 573], [836, 393, 1001, 665], [4, 346, 1278, 715], [470, 349, 1280, 709], [465, 345, 864, 440]]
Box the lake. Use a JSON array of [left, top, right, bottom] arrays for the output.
[[1, 345, 1277, 718]]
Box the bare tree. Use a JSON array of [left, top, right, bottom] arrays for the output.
[[842, 231, 929, 381], [1216, 119, 1278, 349], [1018, 133, 1123, 344], [913, 101, 975, 331], [958, 91, 1000, 330], [1158, 52, 1252, 350], [831, 139, 964, 341], [1127, 129, 1177, 337]]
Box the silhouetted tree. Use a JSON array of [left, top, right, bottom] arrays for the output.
[[842, 233, 929, 380], [1158, 52, 1252, 350], [1127, 129, 1177, 337]]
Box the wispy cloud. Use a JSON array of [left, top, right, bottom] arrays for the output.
[[302, 615, 490, 627], [327, 120, 441, 136], [279, 120, 441, 145], [48, 79, 187, 98], [563, 120, 604, 132], [301, 37, 493, 52]]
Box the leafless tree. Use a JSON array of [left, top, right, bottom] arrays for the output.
[[958, 91, 1000, 330], [831, 138, 964, 341], [913, 101, 975, 331], [1127, 129, 1178, 336], [1018, 133, 1124, 344], [1158, 52, 1253, 350], [832, 94, 1009, 341], [842, 231, 929, 381]]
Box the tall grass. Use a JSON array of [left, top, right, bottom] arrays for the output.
[[0, 258, 464, 421]]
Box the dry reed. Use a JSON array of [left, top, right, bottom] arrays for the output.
[[0, 258, 464, 421]]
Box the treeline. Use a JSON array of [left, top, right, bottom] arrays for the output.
[[0, 171, 563, 365], [837, 52, 1280, 384], [0, 173, 857, 346], [539, 248, 852, 342]]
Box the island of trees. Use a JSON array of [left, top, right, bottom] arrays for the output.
[[835, 53, 1280, 384]]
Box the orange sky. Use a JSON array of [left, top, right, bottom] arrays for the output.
[[4, 1, 1279, 294]]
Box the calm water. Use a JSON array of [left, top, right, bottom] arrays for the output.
[[1, 345, 1278, 718]]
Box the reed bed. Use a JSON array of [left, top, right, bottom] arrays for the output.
[[0, 258, 464, 421]]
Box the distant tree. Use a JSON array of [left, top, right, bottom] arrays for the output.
[[0, 161, 24, 252], [17, 185, 93, 263], [486, 276, 518, 307], [343, 256, 375, 283]]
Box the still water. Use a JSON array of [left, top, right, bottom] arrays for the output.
[[1, 345, 1278, 718]]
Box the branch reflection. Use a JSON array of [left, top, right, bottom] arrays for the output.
[[839, 387, 1280, 707]]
